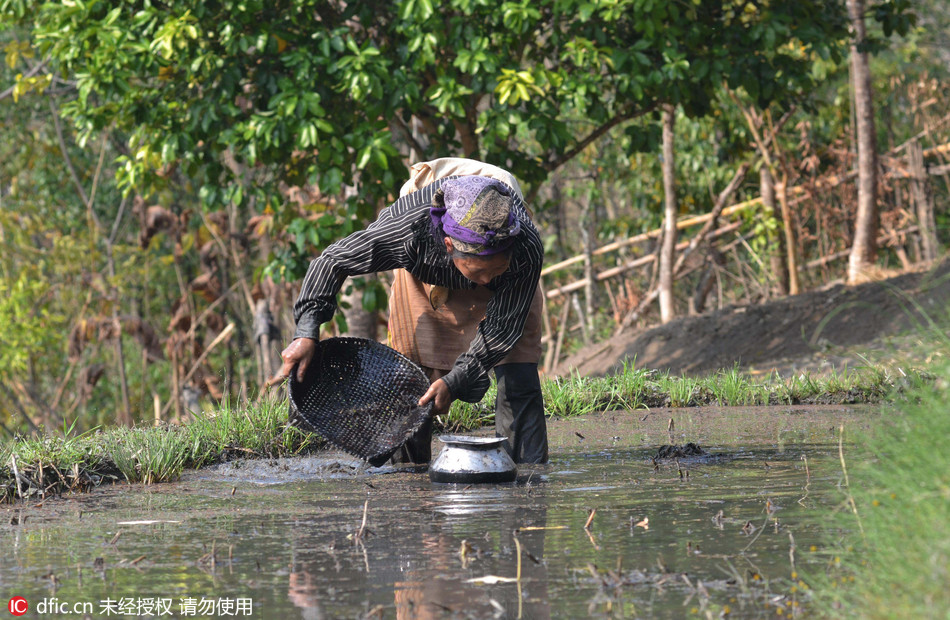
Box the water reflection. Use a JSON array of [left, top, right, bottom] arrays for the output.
[[283, 482, 552, 619], [1, 406, 872, 619]]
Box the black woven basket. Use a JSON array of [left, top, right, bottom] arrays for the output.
[[289, 337, 432, 466]]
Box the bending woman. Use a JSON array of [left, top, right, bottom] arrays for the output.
[[272, 159, 547, 464]]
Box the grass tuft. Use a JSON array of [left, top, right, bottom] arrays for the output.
[[1, 394, 322, 502], [810, 355, 950, 618]]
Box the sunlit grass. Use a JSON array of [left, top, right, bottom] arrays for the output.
[[438, 360, 917, 431], [1, 394, 321, 501], [810, 353, 950, 618]]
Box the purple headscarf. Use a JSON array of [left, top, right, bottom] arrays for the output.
[[430, 176, 521, 255]]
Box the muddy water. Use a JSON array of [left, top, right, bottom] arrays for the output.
[[1, 406, 871, 619]]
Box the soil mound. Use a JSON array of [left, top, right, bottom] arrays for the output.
[[556, 260, 950, 378]]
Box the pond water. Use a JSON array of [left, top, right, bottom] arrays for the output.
[[1, 406, 871, 619]]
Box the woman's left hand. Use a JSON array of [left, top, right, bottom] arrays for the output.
[[419, 379, 453, 416]]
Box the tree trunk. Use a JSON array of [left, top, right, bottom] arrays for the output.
[[581, 201, 596, 337], [846, 0, 880, 284], [341, 276, 379, 340], [658, 104, 678, 323], [760, 165, 789, 295], [254, 299, 281, 384], [692, 247, 725, 314]]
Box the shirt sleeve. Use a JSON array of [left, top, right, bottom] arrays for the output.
[[292, 202, 415, 340], [440, 225, 544, 403]]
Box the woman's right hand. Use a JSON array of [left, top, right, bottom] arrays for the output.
[[267, 337, 318, 387], [418, 378, 453, 417]]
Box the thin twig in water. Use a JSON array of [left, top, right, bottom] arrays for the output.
[[740, 506, 773, 553], [10, 454, 24, 500], [798, 453, 811, 506], [513, 533, 523, 582], [584, 528, 600, 550], [512, 533, 524, 619], [357, 539, 370, 573], [838, 424, 866, 540], [788, 531, 797, 575], [356, 500, 369, 542]]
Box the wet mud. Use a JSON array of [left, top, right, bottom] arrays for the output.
[[1, 405, 874, 618], [654, 442, 708, 459]]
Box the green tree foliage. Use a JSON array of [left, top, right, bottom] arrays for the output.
[[1, 0, 852, 273], [4, 0, 927, 432]]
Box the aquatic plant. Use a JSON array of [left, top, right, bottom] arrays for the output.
[[108, 426, 190, 484], [440, 383, 498, 432], [659, 372, 696, 407]]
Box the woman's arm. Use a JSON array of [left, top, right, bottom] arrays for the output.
[[292, 200, 421, 340]]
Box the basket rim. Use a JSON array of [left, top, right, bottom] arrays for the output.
[[289, 336, 429, 390]]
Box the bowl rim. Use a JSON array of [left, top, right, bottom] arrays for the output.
[[437, 434, 507, 447]]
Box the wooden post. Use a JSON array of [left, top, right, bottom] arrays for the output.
[[540, 284, 555, 374], [760, 165, 789, 295], [170, 346, 182, 423], [551, 297, 572, 372], [581, 208, 596, 337], [254, 298, 280, 383], [777, 174, 800, 294], [908, 140, 939, 261], [691, 247, 725, 315], [571, 294, 589, 345]]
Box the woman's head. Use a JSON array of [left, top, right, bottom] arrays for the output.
[[430, 176, 521, 284], [431, 176, 521, 254]]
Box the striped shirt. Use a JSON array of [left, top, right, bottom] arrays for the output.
[[293, 176, 543, 403]]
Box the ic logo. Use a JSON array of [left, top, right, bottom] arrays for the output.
[[8, 597, 28, 616]]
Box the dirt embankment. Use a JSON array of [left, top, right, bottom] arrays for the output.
[[556, 260, 950, 378]]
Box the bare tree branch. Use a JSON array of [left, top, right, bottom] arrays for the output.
[[389, 114, 429, 162], [48, 96, 92, 212], [545, 102, 659, 174], [0, 58, 49, 102]]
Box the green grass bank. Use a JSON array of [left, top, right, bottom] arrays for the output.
[[809, 354, 950, 618]]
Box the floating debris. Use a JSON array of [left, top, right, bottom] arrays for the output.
[[584, 509, 596, 530], [712, 510, 724, 528], [517, 526, 568, 532], [466, 575, 518, 585]]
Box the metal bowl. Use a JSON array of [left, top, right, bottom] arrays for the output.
[[429, 435, 517, 483]]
